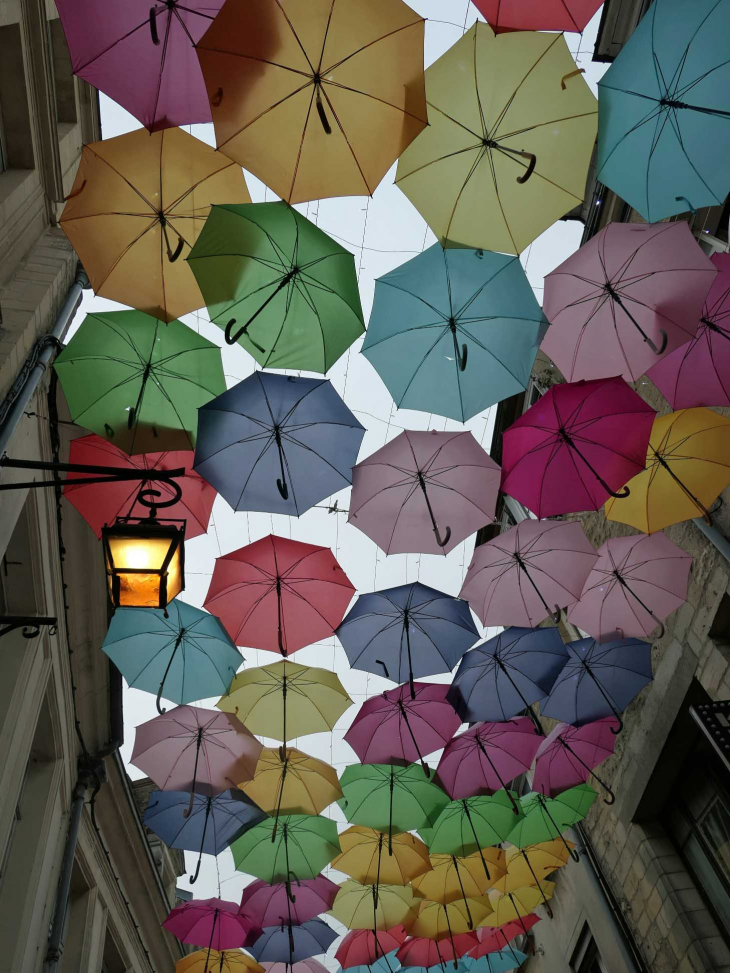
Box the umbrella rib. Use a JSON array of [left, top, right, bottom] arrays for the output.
[[323, 78, 429, 125], [83, 144, 159, 212], [85, 218, 160, 295], [73, 15, 153, 74]]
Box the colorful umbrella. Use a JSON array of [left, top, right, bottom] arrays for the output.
[[427, 794, 521, 879], [337, 928, 409, 969], [336, 583, 479, 694], [472, 0, 601, 32], [596, 0, 730, 222], [500, 376, 656, 518], [482, 884, 554, 929], [336, 953, 401, 973], [194, 373, 364, 516], [196, 0, 427, 204], [241, 747, 342, 825], [204, 535, 355, 657], [567, 533, 692, 642], [410, 899, 493, 940], [349, 430, 500, 555], [470, 916, 540, 960], [541, 221, 717, 383], [460, 520, 597, 630], [163, 898, 261, 950], [533, 719, 619, 806], [249, 920, 338, 964], [332, 827, 432, 887], [362, 245, 548, 423], [54, 310, 226, 455], [469, 949, 529, 973], [506, 786, 598, 861], [231, 814, 340, 884], [178, 950, 264, 973], [397, 935, 478, 969], [263, 961, 330, 973], [60, 127, 249, 322], [493, 841, 573, 896], [240, 877, 340, 929], [605, 408, 730, 532], [395, 23, 597, 254], [411, 851, 506, 906], [330, 881, 421, 931]]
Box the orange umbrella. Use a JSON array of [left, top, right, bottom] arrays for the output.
[[60, 127, 249, 322]]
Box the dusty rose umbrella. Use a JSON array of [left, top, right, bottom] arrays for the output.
[[397, 934, 479, 968], [239, 877, 339, 928], [471, 915, 540, 959], [336, 927, 409, 968], [261, 962, 329, 973], [163, 897, 261, 952], [349, 430, 500, 555], [532, 718, 619, 805], [460, 519, 597, 628], [568, 532, 692, 641]]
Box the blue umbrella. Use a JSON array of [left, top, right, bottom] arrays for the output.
[[597, 0, 730, 222], [540, 637, 653, 734], [194, 371, 365, 516], [470, 950, 528, 973], [362, 245, 548, 423], [336, 582, 480, 698], [338, 950, 402, 973], [448, 627, 568, 732], [101, 600, 242, 713], [144, 788, 266, 883], [249, 919, 338, 964]]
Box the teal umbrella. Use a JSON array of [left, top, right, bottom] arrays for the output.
[[362, 245, 547, 422]]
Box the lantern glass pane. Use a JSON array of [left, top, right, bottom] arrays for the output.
[[105, 533, 182, 608]]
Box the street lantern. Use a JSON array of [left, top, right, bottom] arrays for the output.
[[102, 519, 185, 610]]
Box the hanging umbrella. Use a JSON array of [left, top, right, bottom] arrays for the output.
[[481, 885, 555, 929], [493, 841, 573, 897], [241, 747, 342, 828], [395, 23, 597, 255], [460, 520, 597, 631], [204, 534, 355, 657], [362, 245, 548, 423], [541, 636, 652, 735], [177, 950, 264, 973], [567, 533, 692, 642], [410, 899, 493, 941], [101, 601, 242, 714], [398, 935, 478, 970], [336, 953, 401, 973], [262, 961, 330, 973], [164, 898, 261, 951], [240, 876, 340, 929], [349, 431, 501, 555], [541, 221, 717, 383], [435, 720, 542, 806], [648, 253, 730, 409], [448, 627, 568, 733], [605, 408, 730, 532], [337, 583, 479, 694], [533, 719, 619, 806], [54, 310, 226, 455], [500, 376, 656, 518], [60, 127, 249, 322], [330, 881, 421, 932], [469, 950, 529, 973], [231, 814, 340, 884], [218, 659, 352, 744], [472, 0, 601, 31], [427, 794, 521, 884], [596, 0, 730, 223], [337, 928, 409, 969], [506, 786, 598, 863], [188, 202, 364, 370], [332, 827, 432, 887], [411, 851, 506, 908], [470, 916, 540, 960], [144, 788, 266, 883], [249, 920, 338, 964]]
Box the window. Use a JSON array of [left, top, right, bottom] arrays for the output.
[[0, 24, 34, 172], [571, 926, 607, 973]]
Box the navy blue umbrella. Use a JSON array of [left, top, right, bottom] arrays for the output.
[[448, 627, 568, 732], [249, 918, 338, 964], [144, 788, 266, 883], [540, 636, 653, 734], [194, 372, 365, 516], [336, 583, 479, 698]]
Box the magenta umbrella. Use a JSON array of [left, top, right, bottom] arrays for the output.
[[500, 377, 655, 518], [344, 683, 462, 774], [459, 519, 597, 629], [349, 430, 500, 555], [239, 876, 340, 928], [568, 532, 692, 642], [541, 221, 717, 383], [55, 0, 224, 132], [532, 718, 619, 805], [163, 897, 261, 952]]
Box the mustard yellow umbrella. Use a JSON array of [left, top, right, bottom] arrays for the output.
[[177, 951, 263, 973], [241, 748, 341, 827], [481, 882, 555, 928], [605, 408, 730, 533], [329, 880, 421, 931], [410, 897, 493, 940], [411, 850, 506, 904], [494, 841, 574, 896], [331, 826, 432, 886], [395, 22, 597, 255]]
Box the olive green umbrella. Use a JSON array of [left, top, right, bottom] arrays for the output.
[[231, 814, 340, 885], [329, 880, 421, 931], [505, 785, 597, 862]]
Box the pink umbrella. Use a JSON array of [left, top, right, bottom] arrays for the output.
[[541, 221, 717, 383], [568, 532, 692, 642], [336, 927, 409, 968], [532, 718, 619, 805], [397, 934, 478, 967], [262, 962, 329, 973], [648, 253, 730, 408], [239, 876, 340, 928], [163, 897, 261, 952], [344, 683, 462, 774], [500, 377, 655, 518], [471, 915, 540, 957], [435, 719, 541, 810], [459, 520, 597, 629], [349, 430, 500, 555], [473, 0, 602, 32]]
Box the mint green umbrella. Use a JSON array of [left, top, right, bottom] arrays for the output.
[[505, 785, 597, 861], [427, 793, 520, 882], [231, 814, 340, 884]]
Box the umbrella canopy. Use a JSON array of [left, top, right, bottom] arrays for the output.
[[410, 899, 493, 940], [337, 954, 401, 973], [428, 795, 522, 869], [596, 0, 730, 222], [492, 841, 573, 896], [241, 747, 342, 821], [471, 916, 540, 959], [263, 962, 330, 973], [194, 373, 364, 516], [567, 533, 692, 642], [507, 786, 598, 859], [60, 127, 249, 322], [411, 851, 506, 905], [500, 376, 656, 518], [349, 431, 500, 555], [178, 950, 264, 973], [533, 719, 619, 805], [472, 0, 601, 31], [218, 659, 352, 743], [337, 928, 409, 969], [482, 885, 554, 929], [337, 583, 479, 691], [163, 898, 261, 950], [330, 881, 421, 931], [54, 310, 225, 455], [541, 221, 717, 383], [204, 535, 355, 657], [395, 23, 596, 254], [332, 827, 432, 887], [460, 520, 597, 630], [398, 936, 478, 969], [605, 408, 730, 532], [231, 814, 341, 883], [362, 245, 548, 423], [470, 950, 529, 973], [240, 877, 340, 929], [196, 0, 427, 203], [249, 920, 338, 964]]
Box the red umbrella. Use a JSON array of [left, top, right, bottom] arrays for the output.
[[500, 377, 655, 518], [471, 915, 540, 957], [397, 934, 478, 967], [532, 718, 619, 805], [163, 897, 261, 951], [204, 534, 355, 656], [337, 928, 409, 969], [63, 434, 215, 539], [473, 0, 602, 33]]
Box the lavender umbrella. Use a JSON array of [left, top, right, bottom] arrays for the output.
[[532, 718, 619, 805]]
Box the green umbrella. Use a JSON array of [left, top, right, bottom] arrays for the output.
[[427, 793, 521, 882], [231, 814, 340, 886], [187, 202, 365, 373], [505, 785, 597, 862], [54, 310, 225, 455]]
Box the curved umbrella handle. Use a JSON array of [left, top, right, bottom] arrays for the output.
[[646, 329, 668, 356], [64, 179, 86, 201], [212, 87, 223, 107], [376, 659, 390, 679], [516, 152, 537, 184], [277, 477, 289, 500], [156, 687, 167, 716], [166, 236, 185, 263], [561, 68, 585, 89], [458, 343, 468, 371], [316, 90, 332, 135], [149, 7, 160, 44], [434, 525, 451, 548], [610, 714, 624, 736], [553, 605, 562, 625], [189, 850, 203, 884], [607, 485, 631, 499]]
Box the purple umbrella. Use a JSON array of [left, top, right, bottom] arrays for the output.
[[55, 1, 224, 132], [239, 876, 340, 928], [532, 718, 620, 805]]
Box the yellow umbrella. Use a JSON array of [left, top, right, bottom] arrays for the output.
[[411, 850, 506, 903], [494, 841, 574, 895], [481, 882, 555, 928], [395, 22, 597, 255], [331, 826, 432, 886], [605, 408, 730, 532], [411, 897, 493, 940], [329, 880, 421, 931], [60, 127, 249, 322], [177, 951, 263, 973], [241, 747, 342, 822]]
